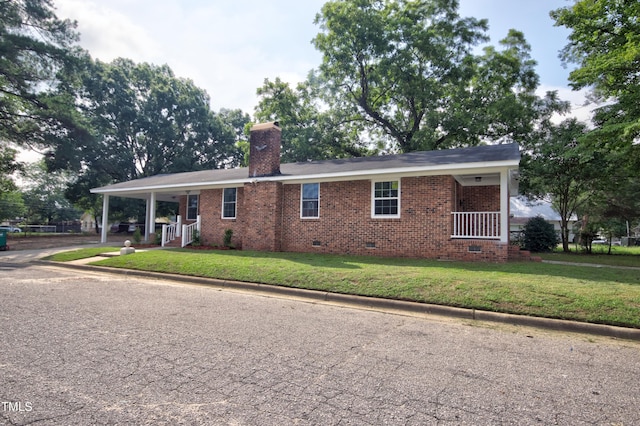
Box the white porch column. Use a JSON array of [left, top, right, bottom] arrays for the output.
[[144, 198, 151, 242], [148, 192, 157, 242], [176, 215, 182, 238], [100, 195, 109, 243], [500, 170, 509, 243]]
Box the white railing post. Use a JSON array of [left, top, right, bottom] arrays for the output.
[[500, 170, 509, 243], [162, 224, 167, 247], [176, 215, 182, 238], [180, 220, 199, 248]]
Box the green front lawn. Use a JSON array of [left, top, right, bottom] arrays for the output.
[[45, 248, 640, 329]]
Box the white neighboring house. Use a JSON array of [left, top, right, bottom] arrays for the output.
[[80, 212, 98, 233], [510, 196, 578, 242]]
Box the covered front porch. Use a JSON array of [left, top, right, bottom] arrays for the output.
[[96, 190, 201, 248], [449, 170, 518, 243]]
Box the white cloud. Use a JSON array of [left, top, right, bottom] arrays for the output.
[[56, 0, 163, 63], [55, 0, 324, 114], [537, 85, 596, 125]]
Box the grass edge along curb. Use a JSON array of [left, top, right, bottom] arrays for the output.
[[37, 259, 640, 342]]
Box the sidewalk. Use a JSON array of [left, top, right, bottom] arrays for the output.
[[542, 259, 640, 271]]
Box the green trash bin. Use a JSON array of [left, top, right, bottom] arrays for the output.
[[0, 229, 6, 251]]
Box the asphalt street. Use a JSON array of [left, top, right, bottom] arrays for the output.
[[1, 262, 639, 425]]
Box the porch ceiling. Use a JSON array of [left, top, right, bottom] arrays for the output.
[[454, 173, 500, 186], [454, 170, 519, 196], [103, 191, 184, 203]]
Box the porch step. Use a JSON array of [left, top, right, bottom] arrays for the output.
[[508, 245, 542, 262], [162, 239, 183, 248]]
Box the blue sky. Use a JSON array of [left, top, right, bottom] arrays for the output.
[[54, 0, 587, 118]]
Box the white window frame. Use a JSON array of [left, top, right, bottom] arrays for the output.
[[300, 183, 320, 219], [222, 187, 237, 219], [371, 179, 401, 218], [186, 194, 199, 221]]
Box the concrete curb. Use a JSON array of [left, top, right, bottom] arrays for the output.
[[36, 260, 640, 342]]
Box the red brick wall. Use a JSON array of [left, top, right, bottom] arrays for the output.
[[446, 239, 508, 262], [178, 176, 508, 262], [279, 175, 493, 259], [177, 195, 187, 221], [248, 124, 281, 177], [198, 188, 245, 247], [242, 181, 283, 251], [459, 185, 500, 212]]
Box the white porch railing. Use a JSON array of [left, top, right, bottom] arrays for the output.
[[451, 211, 501, 239], [181, 215, 201, 247], [161, 223, 177, 247], [160, 216, 182, 247]]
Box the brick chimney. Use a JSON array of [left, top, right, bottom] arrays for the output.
[[249, 121, 281, 178]]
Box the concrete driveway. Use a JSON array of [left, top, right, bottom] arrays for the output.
[[1, 262, 639, 425]]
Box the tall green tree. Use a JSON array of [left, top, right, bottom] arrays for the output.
[[20, 161, 80, 224], [577, 170, 640, 252], [519, 118, 599, 252], [0, 190, 25, 223], [0, 146, 21, 192], [312, 0, 564, 152], [551, 0, 640, 171], [49, 58, 245, 221], [217, 108, 251, 166], [254, 77, 369, 162], [0, 0, 86, 152]]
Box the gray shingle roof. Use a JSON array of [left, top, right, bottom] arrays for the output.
[[92, 143, 520, 195], [281, 142, 520, 174]]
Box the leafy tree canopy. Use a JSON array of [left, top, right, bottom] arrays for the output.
[[0, 190, 25, 223], [20, 160, 80, 224], [254, 77, 371, 162], [0, 0, 86, 150], [519, 118, 599, 251], [312, 0, 566, 153], [48, 58, 248, 221], [551, 0, 640, 169], [0, 145, 21, 192]]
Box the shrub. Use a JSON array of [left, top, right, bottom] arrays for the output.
[[223, 228, 234, 248], [522, 216, 558, 252], [191, 229, 201, 246], [132, 227, 142, 244]]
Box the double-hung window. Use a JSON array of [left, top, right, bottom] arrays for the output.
[[301, 183, 320, 218], [187, 194, 199, 220], [372, 180, 400, 218], [222, 188, 237, 219]]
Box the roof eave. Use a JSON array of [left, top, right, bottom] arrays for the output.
[[90, 158, 519, 196]]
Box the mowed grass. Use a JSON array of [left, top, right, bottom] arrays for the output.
[[47, 246, 120, 261], [46, 248, 640, 329]]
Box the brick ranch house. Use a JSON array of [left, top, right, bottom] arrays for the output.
[[92, 122, 522, 262]]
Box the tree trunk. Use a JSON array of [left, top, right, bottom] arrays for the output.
[[561, 217, 570, 252]]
